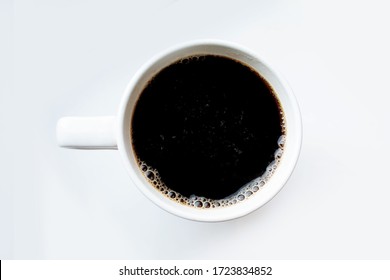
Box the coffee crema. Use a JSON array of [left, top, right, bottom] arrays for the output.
[[131, 55, 286, 208]]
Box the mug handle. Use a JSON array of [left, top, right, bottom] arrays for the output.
[[56, 116, 117, 149]]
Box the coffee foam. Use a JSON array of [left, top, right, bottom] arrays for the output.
[[136, 134, 286, 209]]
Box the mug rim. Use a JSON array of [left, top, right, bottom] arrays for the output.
[[116, 39, 302, 222]]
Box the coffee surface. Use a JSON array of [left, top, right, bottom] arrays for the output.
[[132, 55, 284, 205]]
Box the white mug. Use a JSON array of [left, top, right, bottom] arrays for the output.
[[56, 40, 302, 222]]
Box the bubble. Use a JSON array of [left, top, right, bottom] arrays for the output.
[[278, 135, 286, 148], [194, 201, 203, 208], [180, 58, 190, 64], [274, 148, 283, 159], [258, 180, 266, 187], [237, 194, 245, 201], [145, 170, 155, 180]]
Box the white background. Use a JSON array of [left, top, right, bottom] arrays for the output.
[[1, 0, 390, 259]]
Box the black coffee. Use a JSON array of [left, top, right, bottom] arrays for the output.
[[131, 55, 285, 208]]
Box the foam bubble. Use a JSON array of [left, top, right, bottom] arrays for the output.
[[145, 170, 155, 180], [136, 133, 286, 209], [168, 191, 176, 199], [278, 135, 286, 148], [274, 148, 283, 160]]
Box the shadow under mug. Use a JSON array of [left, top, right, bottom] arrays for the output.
[[57, 40, 302, 222]]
